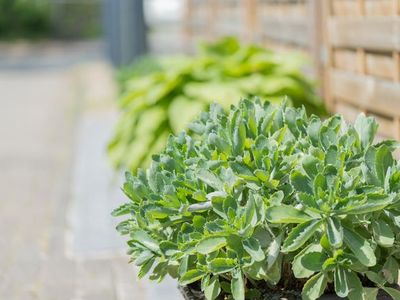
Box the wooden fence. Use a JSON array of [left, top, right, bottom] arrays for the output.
[[183, 0, 400, 139]]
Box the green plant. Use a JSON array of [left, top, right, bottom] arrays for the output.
[[0, 0, 50, 39], [108, 37, 327, 171], [113, 98, 400, 299]]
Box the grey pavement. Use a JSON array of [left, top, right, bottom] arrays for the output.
[[0, 42, 182, 300]]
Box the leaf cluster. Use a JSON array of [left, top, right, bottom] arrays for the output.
[[108, 37, 326, 171], [113, 99, 400, 300]]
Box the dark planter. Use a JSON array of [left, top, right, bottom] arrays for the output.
[[179, 285, 398, 300]]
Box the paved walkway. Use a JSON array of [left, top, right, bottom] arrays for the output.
[[0, 42, 181, 300]]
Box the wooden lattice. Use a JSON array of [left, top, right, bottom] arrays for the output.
[[326, 0, 400, 139]]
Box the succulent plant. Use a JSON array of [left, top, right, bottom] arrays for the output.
[[113, 99, 400, 300]]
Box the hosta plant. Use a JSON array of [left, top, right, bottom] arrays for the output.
[[108, 37, 326, 171], [113, 99, 400, 299]]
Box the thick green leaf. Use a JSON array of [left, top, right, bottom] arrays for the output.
[[366, 271, 386, 286], [335, 195, 393, 215], [266, 205, 313, 224], [301, 272, 327, 300], [131, 230, 160, 253], [326, 217, 343, 248], [242, 237, 265, 262], [134, 250, 154, 266], [375, 145, 394, 184], [354, 114, 378, 149], [231, 269, 245, 300], [346, 271, 363, 300], [282, 219, 323, 252], [197, 169, 224, 190], [356, 288, 379, 300], [208, 258, 236, 274], [334, 267, 350, 297], [111, 203, 132, 217], [233, 120, 246, 155], [382, 256, 399, 284], [204, 275, 221, 300], [301, 252, 327, 273], [243, 260, 269, 281], [343, 227, 376, 267], [302, 155, 319, 179], [292, 244, 323, 278], [160, 241, 179, 256], [267, 235, 282, 268], [138, 257, 155, 278], [291, 170, 313, 194], [197, 236, 227, 254], [372, 219, 394, 248], [180, 269, 205, 285]]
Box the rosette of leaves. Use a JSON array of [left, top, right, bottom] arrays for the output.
[[113, 99, 400, 300], [108, 37, 326, 171]]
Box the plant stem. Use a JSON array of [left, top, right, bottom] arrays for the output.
[[187, 201, 212, 212]]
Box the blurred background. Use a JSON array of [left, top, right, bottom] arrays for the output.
[[1, 0, 399, 299]]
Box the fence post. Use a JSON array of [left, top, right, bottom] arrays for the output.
[[103, 0, 147, 67], [309, 0, 324, 95]]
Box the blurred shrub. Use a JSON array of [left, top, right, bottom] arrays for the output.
[[108, 37, 327, 171], [0, 0, 50, 39], [51, 1, 101, 39]]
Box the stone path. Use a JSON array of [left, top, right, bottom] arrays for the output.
[[0, 42, 181, 300]]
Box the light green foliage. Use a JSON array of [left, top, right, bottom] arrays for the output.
[[113, 99, 400, 299], [108, 37, 326, 171]]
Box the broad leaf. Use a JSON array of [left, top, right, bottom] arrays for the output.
[[343, 227, 376, 267], [335, 195, 393, 215], [302, 272, 327, 300], [382, 256, 399, 284], [208, 258, 236, 274], [334, 267, 350, 297], [266, 205, 313, 224], [131, 230, 160, 253], [326, 217, 343, 248], [197, 236, 227, 254], [231, 269, 245, 300], [291, 170, 313, 194], [292, 244, 323, 278], [180, 269, 205, 285], [242, 237, 265, 262], [267, 234, 282, 268], [354, 114, 377, 149], [197, 169, 224, 190], [204, 275, 221, 300], [302, 155, 319, 179], [282, 219, 323, 252], [372, 219, 394, 248]]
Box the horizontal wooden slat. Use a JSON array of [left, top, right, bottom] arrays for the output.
[[330, 69, 400, 117], [365, 52, 394, 80], [260, 16, 309, 46], [333, 49, 358, 72], [365, 0, 393, 16], [259, 3, 307, 16], [328, 17, 400, 51], [215, 21, 244, 35], [332, 0, 358, 16]]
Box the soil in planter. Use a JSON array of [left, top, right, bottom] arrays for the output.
[[179, 263, 399, 300], [180, 283, 400, 300]]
